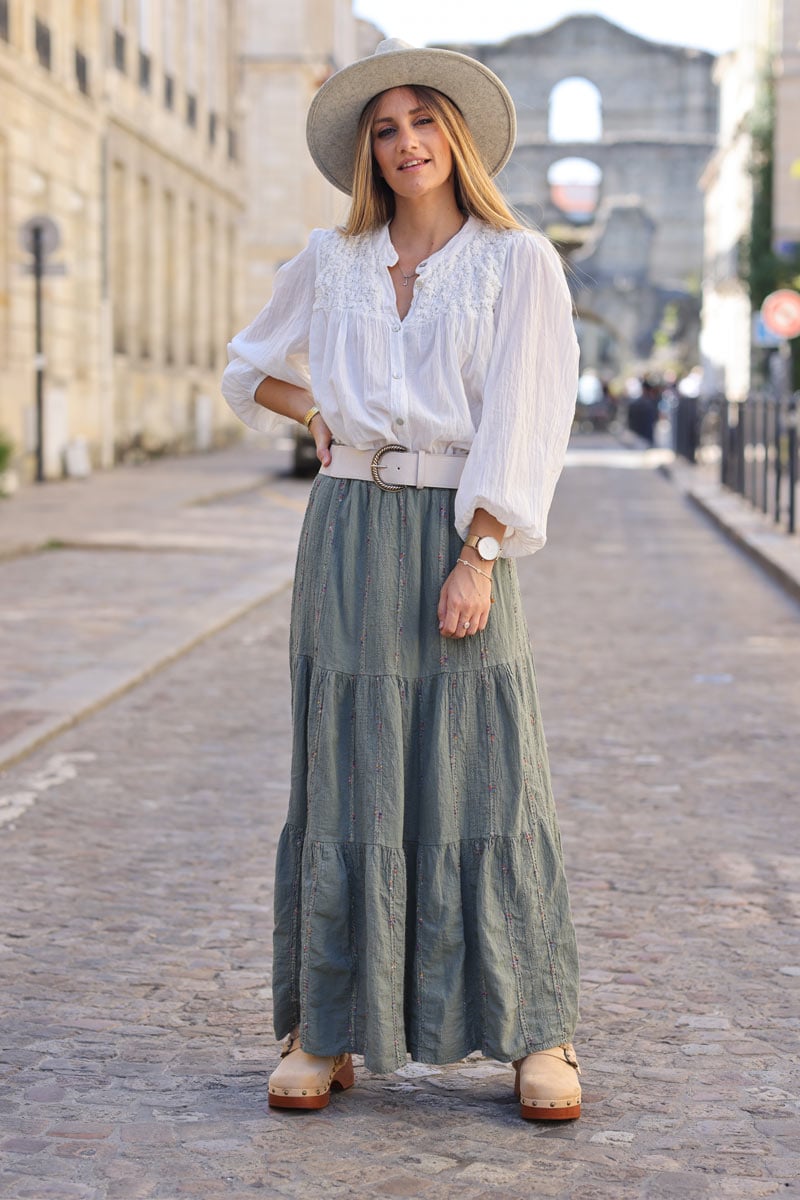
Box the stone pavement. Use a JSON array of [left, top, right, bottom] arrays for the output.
[[0, 438, 798, 1199], [0, 440, 309, 772], [2, 432, 798, 776]]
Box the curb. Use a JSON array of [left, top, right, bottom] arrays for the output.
[[0, 572, 293, 774]]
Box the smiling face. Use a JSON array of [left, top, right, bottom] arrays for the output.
[[370, 87, 455, 202]]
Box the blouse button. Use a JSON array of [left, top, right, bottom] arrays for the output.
[[392, 323, 401, 333], [396, 418, 405, 426], [392, 371, 402, 380]]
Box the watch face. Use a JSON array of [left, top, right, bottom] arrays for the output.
[[477, 536, 501, 561]]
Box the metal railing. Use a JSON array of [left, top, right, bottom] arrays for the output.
[[719, 391, 799, 534], [671, 392, 723, 465]]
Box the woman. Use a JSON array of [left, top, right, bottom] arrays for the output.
[[221, 39, 582, 1121]]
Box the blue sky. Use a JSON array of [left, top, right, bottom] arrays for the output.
[[352, 0, 746, 56]]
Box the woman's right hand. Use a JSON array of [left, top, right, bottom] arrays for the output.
[[252, 378, 333, 468], [308, 412, 333, 468]]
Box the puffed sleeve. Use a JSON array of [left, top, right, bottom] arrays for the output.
[[220, 229, 324, 434], [454, 231, 579, 556]]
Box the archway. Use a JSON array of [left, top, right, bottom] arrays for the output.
[[547, 157, 602, 224], [548, 77, 603, 143]]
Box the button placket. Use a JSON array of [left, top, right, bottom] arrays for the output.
[[388, 316, 408, 438]]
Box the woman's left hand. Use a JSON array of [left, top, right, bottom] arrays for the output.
[[438, 562, 492, 638]]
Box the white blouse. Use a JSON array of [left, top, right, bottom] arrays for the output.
[[221, 216, 578, 556]]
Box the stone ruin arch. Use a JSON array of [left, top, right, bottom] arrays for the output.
[[441, 15, 717, 376]]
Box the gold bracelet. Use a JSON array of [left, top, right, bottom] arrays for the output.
[[302, 405, 320, 429], [456, 557, 493, 582]]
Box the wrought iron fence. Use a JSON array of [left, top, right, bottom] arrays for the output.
[[719, 391, 799, 534]]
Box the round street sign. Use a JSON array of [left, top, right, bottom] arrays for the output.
[[761, 289, 800, 339], [19, 215, 61, 257]]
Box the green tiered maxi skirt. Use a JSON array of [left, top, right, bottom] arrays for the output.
[[272, 474, 580, 1075]]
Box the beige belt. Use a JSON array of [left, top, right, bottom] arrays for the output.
[[319, 443, 466, 491]]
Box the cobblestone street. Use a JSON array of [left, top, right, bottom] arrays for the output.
[[0, 439, 798, 1199]]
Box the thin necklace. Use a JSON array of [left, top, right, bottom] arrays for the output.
[[394, 214, 468, 287]]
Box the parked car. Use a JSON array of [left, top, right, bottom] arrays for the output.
[[574, 371, 614, 431], [293, 424, 320, 476]]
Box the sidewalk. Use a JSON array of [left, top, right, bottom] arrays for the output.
[[612, 423, 800, 605], [663, 454, 800, 605], [0, 439, 311, 773]]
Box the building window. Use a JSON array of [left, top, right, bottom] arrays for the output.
[[111, 160, 128, 354], [139, 48, 150, 90], [164, 74, 174, 109], [138, 175, 151, 360], [75, 47, 90, 94], [162, 0, 176, 76], [187, 202, 197, 365], [207, 211, 217, 369], [186, 93, 197, 128], [208, 112, 217, 146], [0, 0, 9, 42], [164, 190, 176, 365], [226, 222, 236, 345], [113, 27, 126, 72], [227, 127, 237, 161], [35, 18, 51, 70]]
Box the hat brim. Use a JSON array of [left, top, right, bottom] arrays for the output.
[[306, 46, 517, 196]]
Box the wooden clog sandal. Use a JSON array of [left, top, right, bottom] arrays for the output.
[[268, 1031, 355, 1111], [514, 1043, 582, 1120]]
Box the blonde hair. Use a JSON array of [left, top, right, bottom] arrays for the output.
[[342, 85, 524, 236]]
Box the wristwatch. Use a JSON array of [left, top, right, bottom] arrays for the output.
[[464, 534, 501, 562]]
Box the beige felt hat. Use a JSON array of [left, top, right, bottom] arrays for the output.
[[306, 38, 517, 195]]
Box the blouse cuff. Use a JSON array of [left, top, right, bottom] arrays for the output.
[[454, 493, 545, 558]]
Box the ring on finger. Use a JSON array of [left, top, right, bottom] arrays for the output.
[[462, 620, 470, 630]]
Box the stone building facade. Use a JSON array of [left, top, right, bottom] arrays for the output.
[[104, 1, 246, 464], [442, 16, 718, 375], [0, 0, 246, 477], [0, 0, 108, 475], [699, 0, 770, 400], [0, 0, 367, 481], [238, 8, 381, 321], [698, 0, 795, 400], [772, 0, 800, 252]]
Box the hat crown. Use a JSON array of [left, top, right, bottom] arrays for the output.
[[374, 38, 417, 56]]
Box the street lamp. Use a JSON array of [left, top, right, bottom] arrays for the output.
[[19, 215, 66, 483]]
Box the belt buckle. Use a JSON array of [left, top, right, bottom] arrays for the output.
[[370, 443, 407, 492]]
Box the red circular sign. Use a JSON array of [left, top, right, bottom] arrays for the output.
[[761, 289, 800, 339]]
